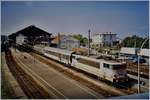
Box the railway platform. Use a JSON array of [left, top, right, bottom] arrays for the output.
[[1, 52, 27, 99]]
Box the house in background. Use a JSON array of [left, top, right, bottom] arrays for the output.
[[52, 34, 80, 50], [92, 32, 119, 47], [72, 47, 88, 55]]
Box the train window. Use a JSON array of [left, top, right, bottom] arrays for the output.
[[103, 63, 110, 69], [61, 54, 69, 60], [45, 50, 59, 57], [77, 58, 99, 68], [112, 64, 126, 69], [72, 55, 76, 59]]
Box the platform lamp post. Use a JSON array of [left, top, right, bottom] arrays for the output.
[[137, 37, 148, 93], [57, 32, 60, 48]]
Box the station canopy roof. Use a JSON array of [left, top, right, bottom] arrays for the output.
[[9, 25, 52, 39]]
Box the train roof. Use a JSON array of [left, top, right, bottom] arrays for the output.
[[34, 45, 45, 48], [74, 54, 125, 65], [44, 47, 74, 55], [43, 47, 125, 65]]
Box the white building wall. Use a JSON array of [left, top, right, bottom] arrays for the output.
[[92, 35, 102, 44], [120, 47, 149, 56], [120, 47, 136, 55], [140, 49, 149, 56], [140, 49, 149, 65], [16, 34, 27, 45], [60, 39, 65, 48], [60, 35, 80, 50], [92, 33, 117, 47]]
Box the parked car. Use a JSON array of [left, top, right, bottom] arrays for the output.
[[118, 55, 146, 64], [132, 57, 146, 63]]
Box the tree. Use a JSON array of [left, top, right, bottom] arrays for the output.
[[121, 35, 149, 48], [143, 38, 149, 48], [73, 34, 88, 46]]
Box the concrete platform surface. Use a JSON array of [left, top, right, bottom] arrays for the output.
[[1, 52, 27, 99]]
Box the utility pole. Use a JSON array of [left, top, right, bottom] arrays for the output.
[[137, 50, 140, 93], [58, 32, 60, 48], [88, 29, 91, 56]]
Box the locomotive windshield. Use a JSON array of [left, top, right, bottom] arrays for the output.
[[112, 64, 126, 70]]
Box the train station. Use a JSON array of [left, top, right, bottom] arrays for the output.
[[1, 1, 149, 99]]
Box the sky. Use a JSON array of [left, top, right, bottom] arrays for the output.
[[1, 1, 149, 38]]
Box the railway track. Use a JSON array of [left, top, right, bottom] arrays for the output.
[[127, 62, 149, 79], [127, 69, 149, 79], [5, 50, 52, 99]]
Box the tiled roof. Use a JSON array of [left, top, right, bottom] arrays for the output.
[[51, 35, 65, 43], [52, 35, 79, 43], [93, 32, 116, 36], [72, 47, 88, 52]]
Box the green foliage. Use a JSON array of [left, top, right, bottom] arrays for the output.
[[73, 34, 88, 46], [143, 37, 149, 48], [97, 48, 104, 53], [121, 35, 149, 48]]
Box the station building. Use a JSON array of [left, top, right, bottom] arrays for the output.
[[9, 25, 54, 46]]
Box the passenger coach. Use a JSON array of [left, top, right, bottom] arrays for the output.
[[43, 47, 75, 65]]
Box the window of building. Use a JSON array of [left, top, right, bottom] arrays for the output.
[[110, 35, 112, 40]]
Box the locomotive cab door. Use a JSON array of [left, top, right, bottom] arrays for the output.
[[99, 62, 105, 79], [102, 63, 112, 81]]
